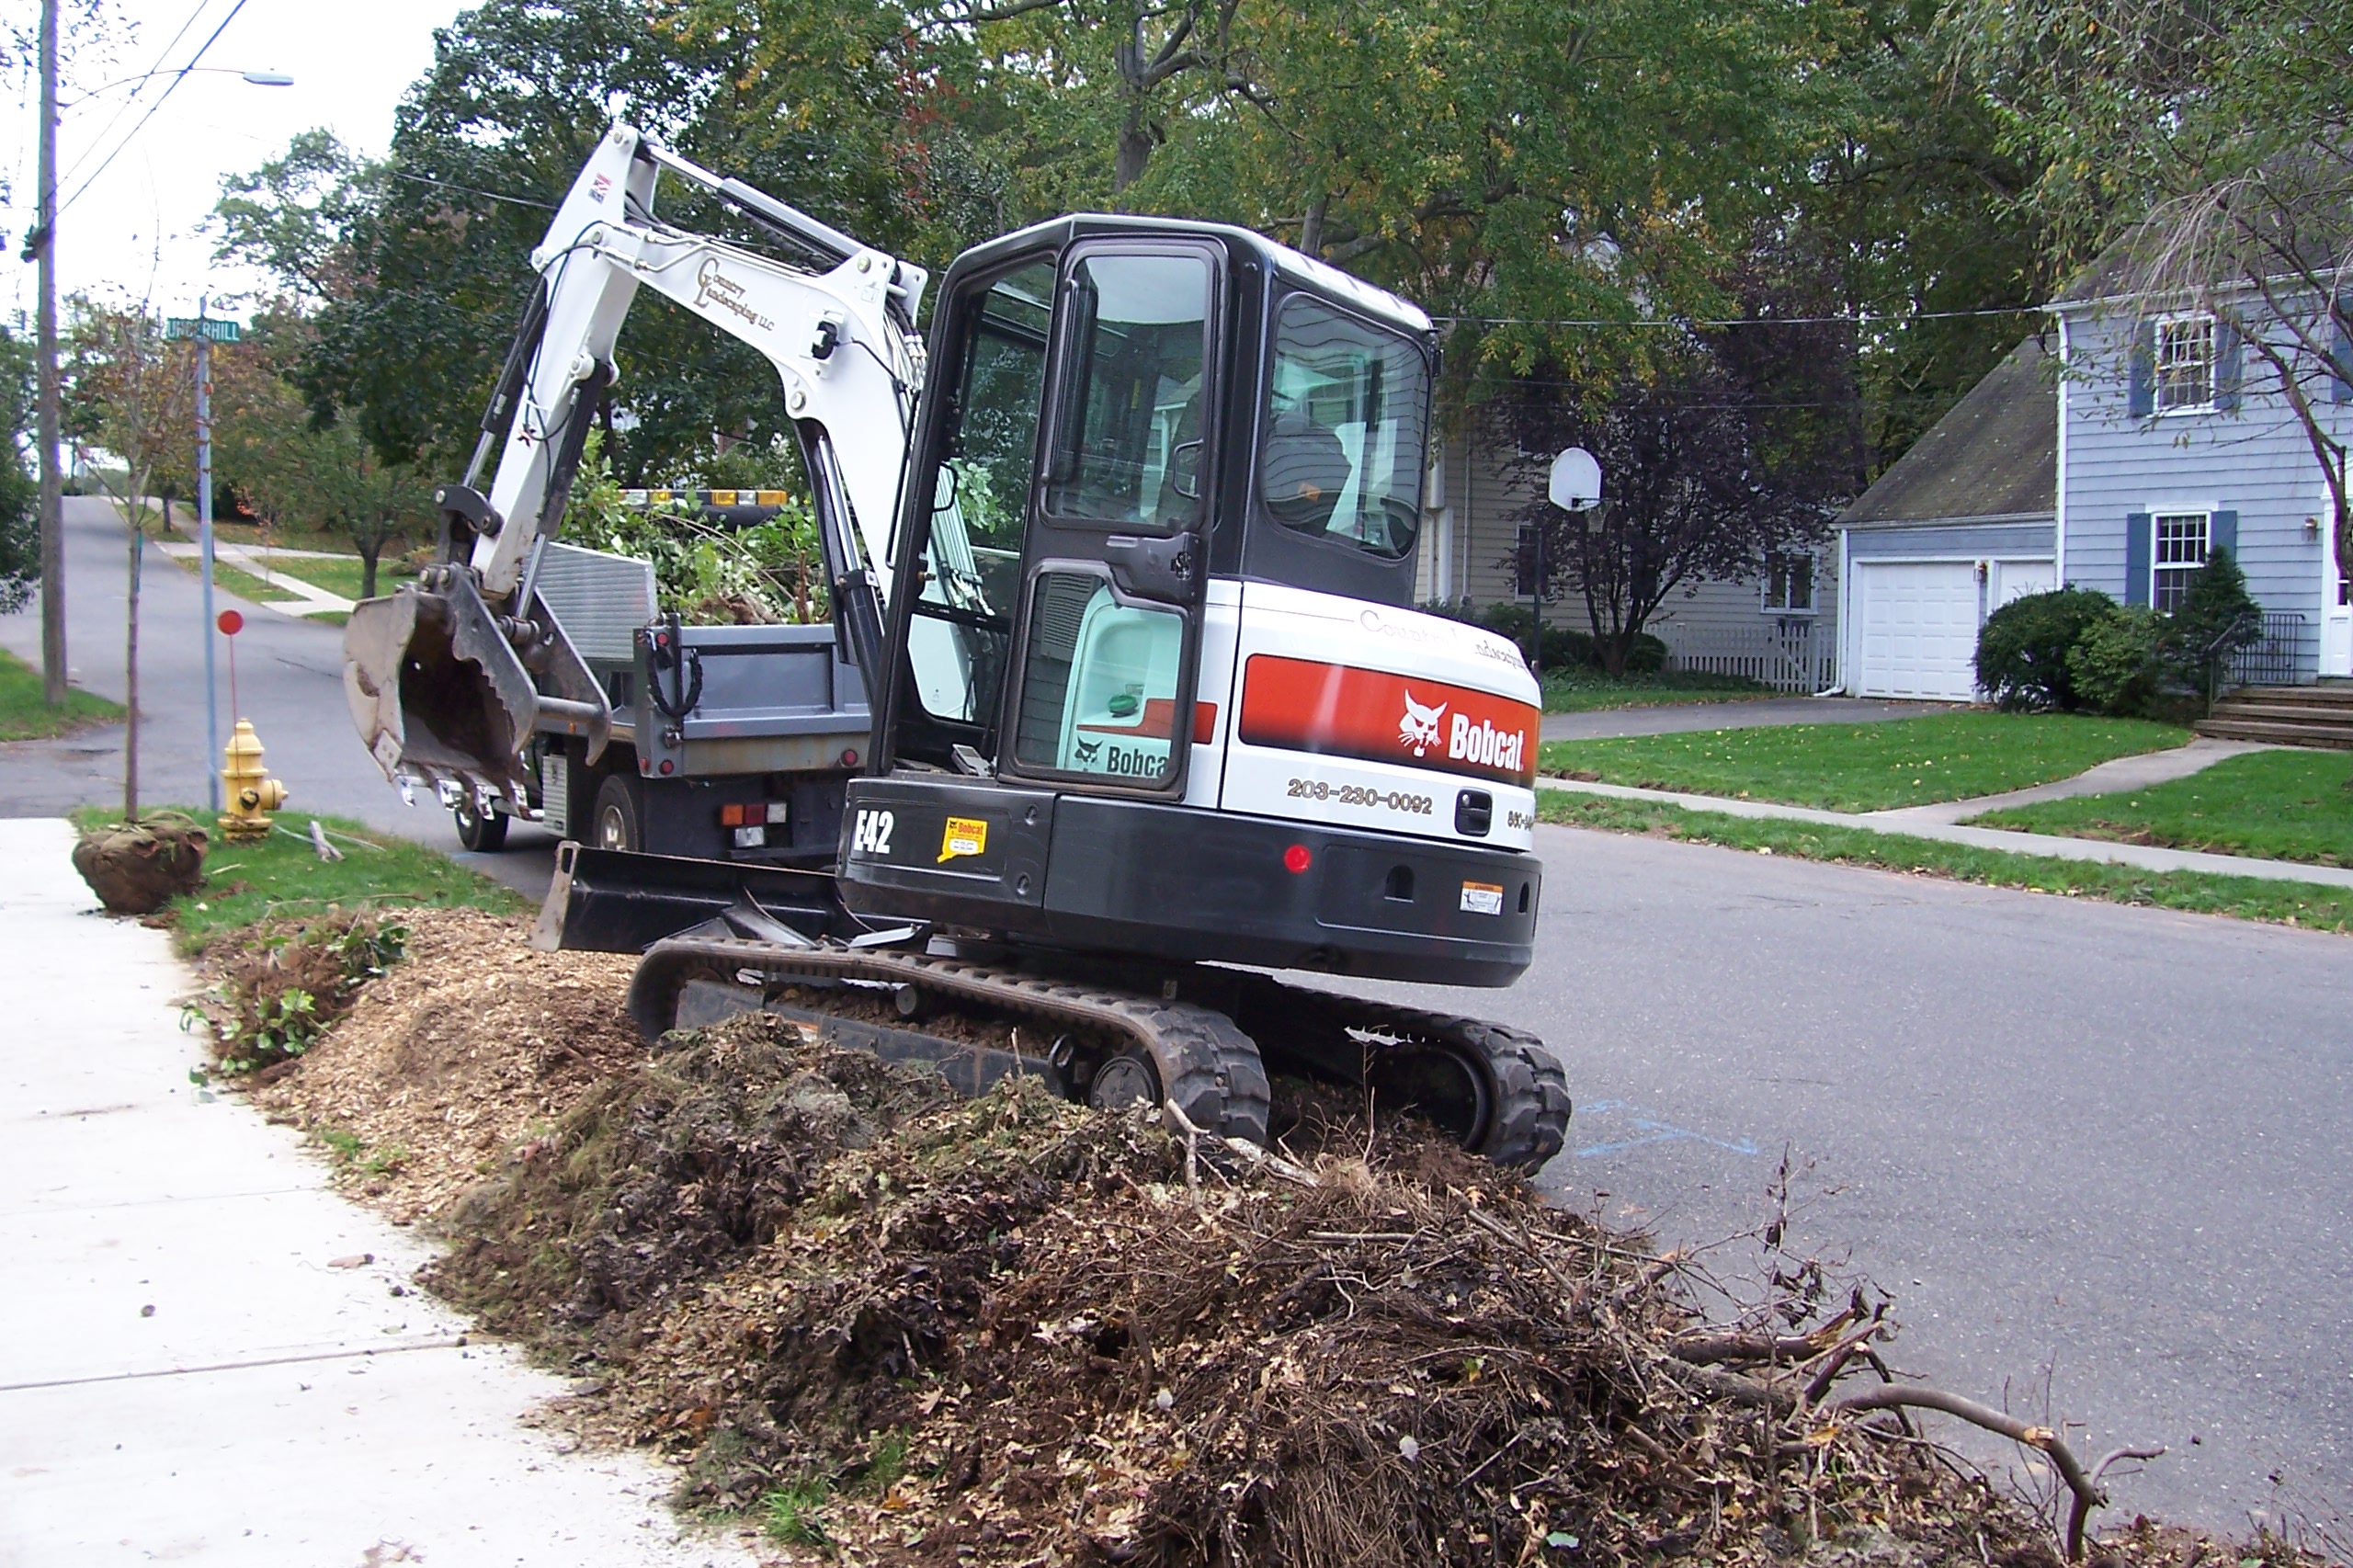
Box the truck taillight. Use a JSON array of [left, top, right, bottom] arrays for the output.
[[720, 802, 790, 827]]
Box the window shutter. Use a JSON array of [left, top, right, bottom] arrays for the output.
[[2215, 320, 2243, 412], [2127, 321, 2155, 417], [2333, 294, 2351, 404], [2124, 511, 2153, 605], [2211, 509, 2237, 557]]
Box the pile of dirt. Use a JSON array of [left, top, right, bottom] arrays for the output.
[[244, 928, 2319, 1568], [245, 908, 643, 1219], [390, 1007, 2057, 1568]]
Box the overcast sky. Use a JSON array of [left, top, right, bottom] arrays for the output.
[[2, 0, 470, 328]]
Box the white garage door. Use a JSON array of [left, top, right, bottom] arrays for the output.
[[1853, 561, 1981, 700]]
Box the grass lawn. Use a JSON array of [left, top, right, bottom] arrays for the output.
[[158, 550, 302, 604], [1970, 747, 2353, 867], [71, 804, 529, 954], [1540, 788, 2353, 933], [0, 647, 123, 739], [1539, 711, 2189, 812], [1539, 667, 1776, 712], [245, 551, 406, 602]]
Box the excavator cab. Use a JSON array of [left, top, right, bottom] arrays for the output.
[[833, 219, 1538, 989]]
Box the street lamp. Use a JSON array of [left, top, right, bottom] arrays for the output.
[[25, 23, 292, 707]]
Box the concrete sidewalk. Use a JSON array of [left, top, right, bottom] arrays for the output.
[[153, 540, 358, 618], [1545, 756, 2353, 889], [0, 819, 757, 1567]]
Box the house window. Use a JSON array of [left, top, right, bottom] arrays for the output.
[[1763, 551, 1815, 613], [2153, 511, 2209, 611], [2154, 314, 2214, 413]]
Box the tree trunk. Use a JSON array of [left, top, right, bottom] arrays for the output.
[[123, 517, 142, 824], [358, 535, 381, 599], [1301, 194, 1329, 258]]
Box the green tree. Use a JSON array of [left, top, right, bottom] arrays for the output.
[[209, 311, 433, 597], [62, 300, 196, 533], [0, 328, 36, 612], [1950, 0, 2353, 562]]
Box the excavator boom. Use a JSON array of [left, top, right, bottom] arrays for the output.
[[343, 123, 926, 801]]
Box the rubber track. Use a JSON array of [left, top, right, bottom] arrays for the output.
[[1251, 983, 1573, 1173], [627, 937, 1272, 1147]]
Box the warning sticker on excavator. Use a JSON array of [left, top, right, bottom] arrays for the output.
[[938, 816, 989, 863], [1459, 881, 1504, 915]]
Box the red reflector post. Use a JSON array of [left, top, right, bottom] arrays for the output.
[[1282, 844, 1312, 874]]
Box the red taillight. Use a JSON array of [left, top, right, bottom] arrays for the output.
[[658, 758, 676, 775], [722, 802, 787, 826], [1282, 844, 1312, 874], [839, 749, 860, 767]]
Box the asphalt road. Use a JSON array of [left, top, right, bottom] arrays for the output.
[[6, 498, 2347, 1537], [1352, 829, 2353, 1536]]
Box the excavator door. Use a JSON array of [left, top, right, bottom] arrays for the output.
[[846, 235, 1222, 915]]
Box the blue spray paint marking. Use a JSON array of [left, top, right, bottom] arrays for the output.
[[1573, 1099, 1759, 1159]]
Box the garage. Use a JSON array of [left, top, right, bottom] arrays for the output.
[[1849, 560, 1982, 700]]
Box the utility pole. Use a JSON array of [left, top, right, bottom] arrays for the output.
[[36, 0, 63, 704], [197, 302, 219, 812]]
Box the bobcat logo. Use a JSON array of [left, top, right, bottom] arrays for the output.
[[1074, 736, 1104, 767], [1398, 691, 1448, 757]]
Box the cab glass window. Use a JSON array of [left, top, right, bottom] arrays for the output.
[[1044, 252, 1211, 532], [904, 259, 1053, 726], [1260, 294, 1427, 561]]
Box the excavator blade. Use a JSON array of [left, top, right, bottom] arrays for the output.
[[344, 573, 613, 802], [532, 842, 856, 955]]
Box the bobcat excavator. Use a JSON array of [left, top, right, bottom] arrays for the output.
[[345, 123, 1572, 1169]]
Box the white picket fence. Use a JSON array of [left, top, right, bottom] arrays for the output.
[[1663, 620, 1835, 694]]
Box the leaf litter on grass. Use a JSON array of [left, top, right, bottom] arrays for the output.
[[232, 910, 2325, 1568]]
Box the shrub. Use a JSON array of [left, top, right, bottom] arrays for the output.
[[2159, 545, 2261, 699], [1473, 602, 1594, 669], [200, 915, 408, 1073], [1620, 631, 1669, 674], [1974, 587, 2117, 710], [2065, 605, 2164, 716]]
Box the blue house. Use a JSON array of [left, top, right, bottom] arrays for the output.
[[1836, 278, 2353, 698], [2053, 272, 2351, 681]]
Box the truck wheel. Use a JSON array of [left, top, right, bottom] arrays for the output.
[[592, 774, 642, 853], [453, 796, 509, 852]]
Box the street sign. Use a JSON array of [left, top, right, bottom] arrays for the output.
[[165, 317, 242, 343]]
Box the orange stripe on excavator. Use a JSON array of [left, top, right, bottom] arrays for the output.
[[1237, 654, 1538, 787]]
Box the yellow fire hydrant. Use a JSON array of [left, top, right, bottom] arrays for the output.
[[219, 718, 290, 843]]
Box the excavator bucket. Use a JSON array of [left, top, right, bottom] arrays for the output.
[[343, 571, 610, 801]]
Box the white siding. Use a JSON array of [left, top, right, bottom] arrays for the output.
[[1415, 428, 1840, 661]]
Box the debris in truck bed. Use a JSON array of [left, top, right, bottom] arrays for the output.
[[234, 911, 2314, 1568]]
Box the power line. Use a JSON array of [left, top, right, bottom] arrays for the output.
[[55, 0, 253, 222], [1434, 304, 2047, 329], [388, 169, 557, 211], [55, 0, 214, 191]]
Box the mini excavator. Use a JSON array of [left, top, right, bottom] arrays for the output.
[[344, 123, 1571, 1169]]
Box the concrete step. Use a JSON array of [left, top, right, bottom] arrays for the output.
[[2204, 701, 2353, 724], [2193, 717, 2353, 749], [2223, 686, 2353, 710]]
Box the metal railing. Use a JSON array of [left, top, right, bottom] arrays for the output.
[[2222, 610, 2312, 690], [1663, 619, 1836, 694]]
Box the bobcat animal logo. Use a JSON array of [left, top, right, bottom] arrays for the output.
[[1074, 736, 1104, 767], [1398, 691, 1448, 757]]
